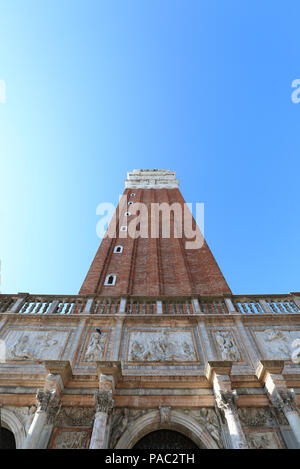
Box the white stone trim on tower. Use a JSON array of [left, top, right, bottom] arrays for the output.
[[125, 169, 179, 189]]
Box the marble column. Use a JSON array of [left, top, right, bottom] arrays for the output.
[[22, 389, 60, 449], [215, 389, 248, 449], [89, 390, 114, 449], [256, 360, 300, 447], [271, 389, 300, 445], [206, 361, 248, 449]]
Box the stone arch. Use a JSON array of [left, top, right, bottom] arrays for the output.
[[114, 409, 219, 449], [1, 408, 26, 449]]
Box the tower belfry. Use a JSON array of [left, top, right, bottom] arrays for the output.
[[0, 168, 300, 450]]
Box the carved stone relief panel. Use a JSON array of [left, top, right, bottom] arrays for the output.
[[212, 329, 242, 362], [83, 332, 108, 361], [182, 408, 223, 448], [249, 327, 300, 361], [126, 329, 198, 363], [1, 328, 71, 362], [49, 428, 91, 449], [54, 407, 95, 427], [110, 408, 149, 448], [76, 328, 112, 366], [238, 408, 276, 427], [245, 429, 285, 449], [5, 406, 37, 433]]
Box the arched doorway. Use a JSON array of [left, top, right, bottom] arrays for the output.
[[133, 429, 199, 449], [115, 410, 219, 449], [0, 427, 16, 449]]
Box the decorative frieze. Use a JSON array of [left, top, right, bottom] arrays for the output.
[[50, 428, 91, 449], [54, 407, 95, 427], [127, 329, 197, 363], [238, 407, 276, 427], [245, 429, 284, 449]]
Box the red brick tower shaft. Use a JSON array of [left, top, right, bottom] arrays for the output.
[[79, 169, 231, 296]]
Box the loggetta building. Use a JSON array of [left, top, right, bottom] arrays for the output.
[[0, 169, 300, 449]]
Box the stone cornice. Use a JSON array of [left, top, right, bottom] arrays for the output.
[[125, 169, 179, 189]]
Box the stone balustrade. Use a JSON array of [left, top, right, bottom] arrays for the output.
[[0, 292, 299, 316]]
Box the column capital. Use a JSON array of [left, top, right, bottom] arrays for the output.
[[94, 390, 114, 415], [215, 390, 238, 413], [36, 389, 60, 415], [271, 388, 297, 413]]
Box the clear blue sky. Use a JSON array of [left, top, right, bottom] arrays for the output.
[[0, 0, 299, 295]]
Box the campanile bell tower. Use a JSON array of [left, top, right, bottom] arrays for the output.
[[1, 168, 299, 450], [80, 169, 231, 297]]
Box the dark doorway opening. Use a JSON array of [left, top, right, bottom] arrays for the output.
[[0, 427, 16, 449], [133, 429, 199, 449]]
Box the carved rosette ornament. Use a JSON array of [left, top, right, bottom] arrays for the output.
[[94, 390, 114, 415], [36, 389, 60, 416], [271, 389, 297, 413]]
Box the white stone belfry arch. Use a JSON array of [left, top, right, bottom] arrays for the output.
[[114, 410, 220, 449], [1, 408, 26, 449]]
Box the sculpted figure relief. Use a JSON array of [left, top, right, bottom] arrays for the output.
[[262, 329, 290, 357], [246, 432, 281, 449], [128, 331, 196, 362], [215, 330, 241, 361], [238, 408, 275, 427], [9, 332, 58, 360], [110, 408, 148, 448], [159, 406, 171, 424], [84, 332, 107, 361], [185, 408, 222, 447], [55, 430, 90, 449], [254, 328, 300, 359]]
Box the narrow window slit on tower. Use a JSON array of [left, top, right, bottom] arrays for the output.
[[104, 274, 116, 286]]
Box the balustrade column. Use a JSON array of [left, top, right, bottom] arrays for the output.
[[10, 293, 28, 313], [22, 390, 60, 449]]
